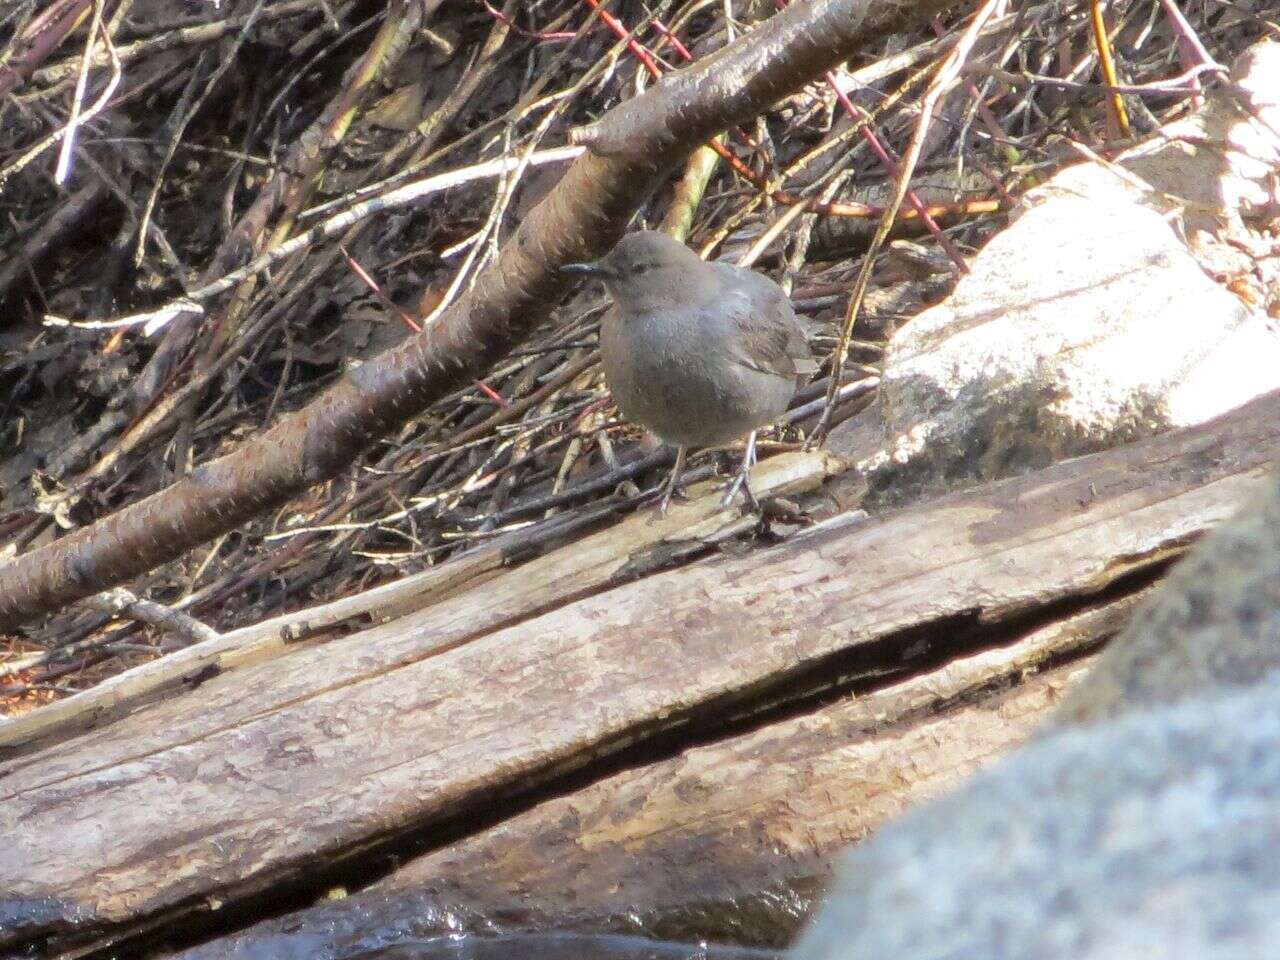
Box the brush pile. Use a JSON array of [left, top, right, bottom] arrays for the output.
[[0, 0, 1270, 706]]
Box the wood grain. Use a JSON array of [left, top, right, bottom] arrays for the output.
[[187, 599, 1134, 959], [2, 390, 1277, 954]]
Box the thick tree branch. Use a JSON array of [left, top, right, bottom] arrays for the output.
[[0, 0, 961, 629]]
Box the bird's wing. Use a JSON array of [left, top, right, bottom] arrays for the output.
[[717, 280, 819, 382]]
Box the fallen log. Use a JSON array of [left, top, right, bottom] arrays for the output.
[[2, 389, 1278, 956], [184, 598, 1135, 958], [0, 450, 838, 755]]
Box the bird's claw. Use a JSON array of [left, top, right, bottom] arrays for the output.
[[720, 431, 760, 513], [720, 469, 759, 513], [655, 482, 690, 516]]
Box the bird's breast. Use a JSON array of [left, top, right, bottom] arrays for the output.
[[601, 309, 795, 448]]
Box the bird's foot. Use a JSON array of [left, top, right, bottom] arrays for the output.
[[651, 446, 689, 518], [720, 431, 760, 513], [720, 467, 760, 513], [654, 481, 691, 517]]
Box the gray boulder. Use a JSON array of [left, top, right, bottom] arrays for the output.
[[1055, 471, 1280, 726], [792, 672, 1280, 960]]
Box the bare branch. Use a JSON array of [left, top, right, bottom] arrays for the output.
[[0, 0, 965, 630]]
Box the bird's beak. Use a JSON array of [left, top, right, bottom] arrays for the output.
[[561, 260, 613, 280]]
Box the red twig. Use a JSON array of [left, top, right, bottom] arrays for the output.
[[472, 378, 509, 407], [341, 248, 506, 406], [771, 0, 967, 271], [341, 246, 421, 333], [825, 74, 969, 271], [650, 18, 693, 62], [483, 1, 577, 42], [582, 0, 662, 78], [592, 1, 990, 224]]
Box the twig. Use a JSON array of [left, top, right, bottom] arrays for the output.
[[813, 0, 1003, 444], [0, 10, 121, 189], [84, 588, 222, 646], [53, 0, 105, 184], [43, 145, 586, 334], [1090, 0, 1131, 138]]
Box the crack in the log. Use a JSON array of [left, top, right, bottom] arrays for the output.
[[55, 559, 1173, 960]]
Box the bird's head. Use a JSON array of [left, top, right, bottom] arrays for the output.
[[563, 231, 706, 312]]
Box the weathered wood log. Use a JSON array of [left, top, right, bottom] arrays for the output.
[[185, 596, 1140, 958], [2, 390, 1278, 956], [0, 450, 838, 755]]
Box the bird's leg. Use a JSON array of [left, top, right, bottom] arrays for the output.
[[722, 431, 760, 511], [657, 445, 688, 516]]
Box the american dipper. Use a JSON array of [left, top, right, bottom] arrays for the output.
[[564, 231, 818, 513]]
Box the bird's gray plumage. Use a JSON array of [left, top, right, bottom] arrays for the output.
[[565, 230, 817, 511], [590, 232, 815, 446]]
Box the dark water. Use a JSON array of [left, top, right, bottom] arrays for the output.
[[173, 873, 824, 959], [345, 933, 782, 959]]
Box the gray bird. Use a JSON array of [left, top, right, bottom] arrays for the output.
[[564, 231, 818, 514]]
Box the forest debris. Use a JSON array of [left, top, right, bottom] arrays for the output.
[[832, 40, 1280, 507], [0, 0, 970, 632]]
